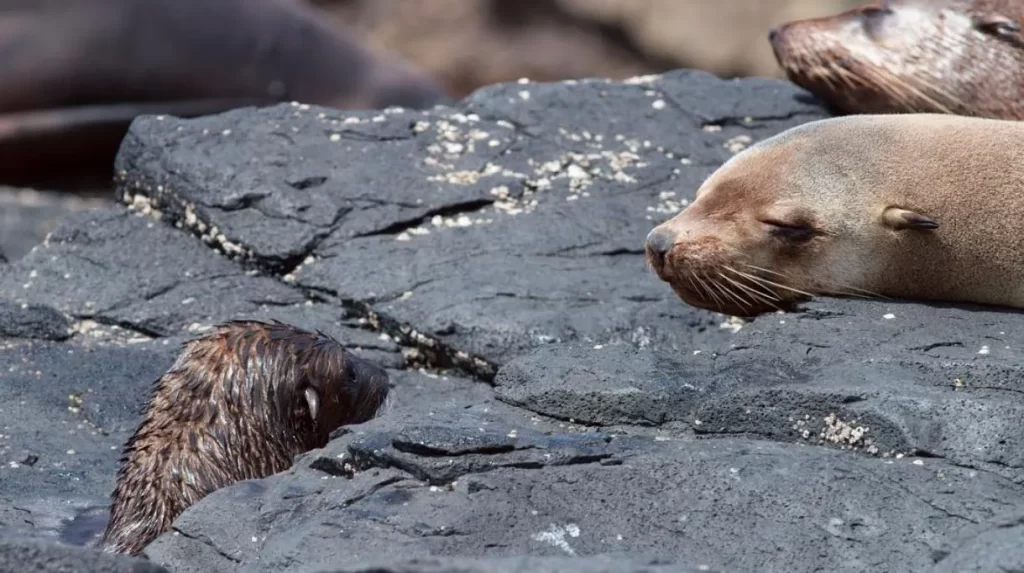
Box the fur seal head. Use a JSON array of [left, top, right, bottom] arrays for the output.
[[645, 113, 1024, 317], [101, 320, 391, 556], [769, 0, 1024, 120]]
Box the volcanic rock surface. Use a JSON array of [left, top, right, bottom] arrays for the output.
[[1, 69, 1022, 573]]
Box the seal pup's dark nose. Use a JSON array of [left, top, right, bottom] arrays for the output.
[[768, 26, 780, 43], [645, 227, 677, 257]]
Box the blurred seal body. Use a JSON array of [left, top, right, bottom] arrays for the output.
[[0, 0, 447, 187], [645, 113, 1024, 316], [100, 320, 391, 556]]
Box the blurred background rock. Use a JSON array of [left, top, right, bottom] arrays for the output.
[[0, 0, 863, 262], [312, 0, 861, 97]]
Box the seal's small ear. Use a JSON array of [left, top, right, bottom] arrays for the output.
[[972, 12, 1021, 38], [304, 387, 320, 420], [882, 207, 939, 231]]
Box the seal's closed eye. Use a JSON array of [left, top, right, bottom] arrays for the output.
[[762, 219, 818, 243]]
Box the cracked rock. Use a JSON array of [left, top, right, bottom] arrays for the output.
[[147, 396, 1024, 573]]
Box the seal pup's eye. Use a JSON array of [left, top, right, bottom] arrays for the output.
[[762, 219, 818, 243]]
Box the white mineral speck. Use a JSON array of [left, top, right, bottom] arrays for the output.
[[883, 313, 896, 320]]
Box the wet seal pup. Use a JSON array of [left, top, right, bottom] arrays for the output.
[[768, 0, 1024, 120], [644, 113, 1024, 318], [0, 0, 449, 188], [100, 320, 392, 556]]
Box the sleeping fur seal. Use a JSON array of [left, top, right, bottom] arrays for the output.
[[645, 113, 1024, 317]]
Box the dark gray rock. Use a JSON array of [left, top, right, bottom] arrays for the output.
[[0, 187, 109, 263], [0, 208, 403, 366], [494, 297, 1024, 481], [1, 67, 1022, 573], [931, 511, 1024, 573], [0, 336, 179, 548], [0, 539, 168, 573], [313, 555, 708, 573], [146, 395, 1024, 573], [0, 301, 72, 341]]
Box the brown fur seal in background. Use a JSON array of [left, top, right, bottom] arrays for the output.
[[644, 113, 1024, 317], [100, 320, 392, 556], [768, 0, 1024, 120], [0, 0, 448, 189]]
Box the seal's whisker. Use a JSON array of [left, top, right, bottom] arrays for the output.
[[819, 282, 887, 300], [719, 272, 782, 310], [828, 61, 859, 91], [882, 64, 964, 113], [686, 274, 709, 303], [740, 263, 790, 280], [714, 272, 756, 308], [861, 64, 957, 114], [732, 269, 816, 299], [722, 267, 783, 302], [701, 276, 729, 307], [698, 274, 730, 310]]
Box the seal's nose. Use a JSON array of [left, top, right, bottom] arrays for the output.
[[645, 227, 677, 257], [768, 26, 780, 43]]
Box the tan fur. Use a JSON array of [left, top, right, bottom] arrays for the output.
[[769, 0, 1024, 120], [646, 113, 1024, 317], [100, 320, 391, 556]]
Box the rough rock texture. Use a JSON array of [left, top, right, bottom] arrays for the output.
[[1, 68, 1022, 573], [0, 187, 108, 262], [0, 539, 168, 572]]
